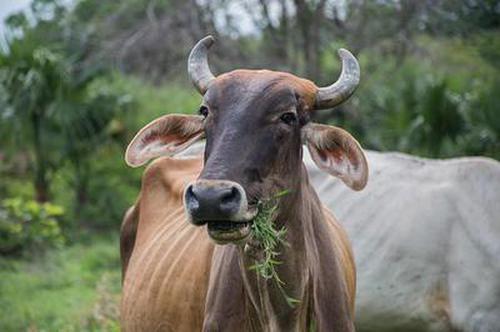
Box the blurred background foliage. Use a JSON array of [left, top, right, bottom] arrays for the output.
[[0, 0, 498, 330]]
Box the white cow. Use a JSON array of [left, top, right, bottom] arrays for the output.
[[179, 143, 500, 331], [306, 150, 500, 332]]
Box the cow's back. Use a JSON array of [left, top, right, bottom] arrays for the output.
[[307, 150, 500, 332], [121, 157, 215, 331]]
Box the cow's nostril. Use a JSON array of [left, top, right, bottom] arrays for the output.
[[221, 186, 240, 205], [185, 185, 200, 211]]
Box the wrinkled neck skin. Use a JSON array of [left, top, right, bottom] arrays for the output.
[[203, 158, 350, 331], [241, 165, 318, 331]]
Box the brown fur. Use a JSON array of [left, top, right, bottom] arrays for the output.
[[121, 157, 356, 331], [215, 70, 318, 108]]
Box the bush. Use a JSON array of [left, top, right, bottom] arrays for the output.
[[0, 198, 65, 255], [460, 79, 500, 158]]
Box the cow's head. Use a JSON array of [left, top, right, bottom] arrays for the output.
[[125, 36, 368, 244]]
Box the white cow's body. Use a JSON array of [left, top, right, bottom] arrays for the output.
[[306, 150, 500, 332], [180, 143, 500, 331]]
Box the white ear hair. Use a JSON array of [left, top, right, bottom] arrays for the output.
[[303, 123, 368, 191], [125, 114, 204, 167]]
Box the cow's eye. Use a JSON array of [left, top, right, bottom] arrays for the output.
[[199, 106, 209, 118], [280, 112, 297, 125]]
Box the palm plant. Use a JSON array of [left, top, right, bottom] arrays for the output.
[[0, 38, 68, 202], [0, 3, 132, 222]]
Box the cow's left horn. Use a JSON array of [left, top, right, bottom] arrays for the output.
[[188, 35, 216, 95], [315, 48, 360, 109]]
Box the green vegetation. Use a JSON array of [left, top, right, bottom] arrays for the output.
[[0, 237, 120, 331], [107, 74, 200, 129], [250, 191, 289, 280], [331, 35, 500, 160], [0, 198, 65, 255], [250, 190, 299, 307]]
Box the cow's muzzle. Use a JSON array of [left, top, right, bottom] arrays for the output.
[[184, 180, 257, 244]]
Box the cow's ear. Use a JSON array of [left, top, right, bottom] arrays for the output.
[[303, 123, 368, 191], [125, 114, 204, 167]]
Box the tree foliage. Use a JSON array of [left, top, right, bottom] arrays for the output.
[[0, 198, 65, 255], [0, 0, 499, 250], [0, 0, 132, 228]]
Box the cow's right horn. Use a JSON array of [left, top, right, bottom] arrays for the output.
[[315, 48, 360, 109], [188, 35, 216, 95]]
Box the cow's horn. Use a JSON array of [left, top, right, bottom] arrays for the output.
[[188, 35, 216, 95], [315, 48, 360, 109]]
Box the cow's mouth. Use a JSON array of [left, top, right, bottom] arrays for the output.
[[207, 220, 251, 244]]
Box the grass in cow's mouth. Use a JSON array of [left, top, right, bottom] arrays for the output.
[[249, 190, 300, 308]]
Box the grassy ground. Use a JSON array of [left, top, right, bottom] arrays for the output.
[[0, 237, 121, 331]]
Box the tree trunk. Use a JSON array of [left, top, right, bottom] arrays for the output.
[[32, 112, 50, 203], [279, 0, 291, 68], [294, 0, 325, 80], [73, 156, 90, 224], [256, 0, 290, 67], [294, 0, 311, 77]]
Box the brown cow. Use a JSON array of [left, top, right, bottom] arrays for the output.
[[121, 36, 368, 331]]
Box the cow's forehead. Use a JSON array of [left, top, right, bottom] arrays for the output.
[[204, 69, 317, 109]]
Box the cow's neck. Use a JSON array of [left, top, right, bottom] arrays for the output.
[[239, 163, 322, 330], [203, 163, 331, 331]]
